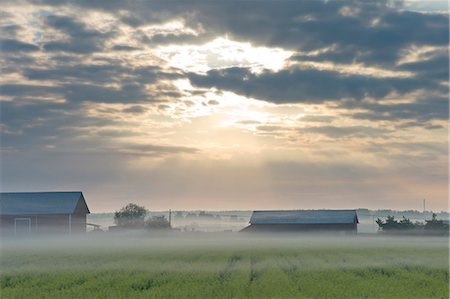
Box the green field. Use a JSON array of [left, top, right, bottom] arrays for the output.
[[1, 234, 448, 298]]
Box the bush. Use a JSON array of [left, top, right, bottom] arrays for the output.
[[376, 216, 418, 231], [146, 216, 171, 230], [425, 213, 449, 231]]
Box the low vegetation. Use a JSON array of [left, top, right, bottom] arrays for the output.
[[1, 235, 448, 298], [376, 213, 449, 235], [145, 216, 171, 229]]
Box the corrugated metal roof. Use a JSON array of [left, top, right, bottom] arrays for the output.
[[250, 210, 358, 224], [0, 192, 89, 215]]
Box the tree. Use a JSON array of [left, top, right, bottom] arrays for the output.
[[398, 216, 415, 230], [376, 215, 416, 231], [146, 216, 171, 230], [425, 213, 449, 231], [114, 203, 147, 227], [198, 211, 214, 219], [186, 212, 197, 218]]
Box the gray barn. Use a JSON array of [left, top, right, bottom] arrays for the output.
[[0, 192, 90, 235], [241, 210, 358, 233]]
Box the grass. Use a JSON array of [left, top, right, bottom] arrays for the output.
[[0, 234, 448, 298]]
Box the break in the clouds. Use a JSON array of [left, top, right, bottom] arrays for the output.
[[0, 0, 448, 211]]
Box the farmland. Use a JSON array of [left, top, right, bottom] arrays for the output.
[[1, 234, 448, 299]]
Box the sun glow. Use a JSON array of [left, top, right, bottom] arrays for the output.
[[155, 37, 293, 73]]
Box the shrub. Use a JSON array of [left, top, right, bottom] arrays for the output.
[[376, 216, 416, 231], [425, 213, 449, 231], [146, 216, 171, 230]]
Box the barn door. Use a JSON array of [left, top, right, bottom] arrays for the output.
[[14, 218, 31, 235]]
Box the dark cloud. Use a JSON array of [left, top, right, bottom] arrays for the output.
[[0, 99, 196, 160], [26, 1, 447, 59], [0, 0, 445, 134], [139, 31, 213, 46], [2, 0, 445, 110], [122, 106, 146, 114], [423, 124, 445, 130], [188, 66, 441, 103], [300, 115, 336, 123], [291, 10, 448, 66], [62, 83, 151, 103], [1, 101, 85, 151], [42, 15, 113, 53], [0, 24, 22, 36], [120, 14, 146, 27], [344, 96, 449, 122], [302, 125, 389, 138], [6, 60, 180, 105], [395, 121, 445, 130], [122, 144, 198, 156], [23, 64, 161, 86], [398, 52, 449, 81], [0, 82, 155, 104], [0, 39, 39, 52], [111, 45, 140, 51], [236, 120, 261, 125], [0, 84, 60, 98], [24, 64, 130, 84], [257, 125, 287, 132], [207, 100, 219, 105], [0, 99, 120, 142]]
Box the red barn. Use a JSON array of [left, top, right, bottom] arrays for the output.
[[0, 192, 90, 235]]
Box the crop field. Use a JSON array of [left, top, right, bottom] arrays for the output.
[[0, 234, 448, 299]]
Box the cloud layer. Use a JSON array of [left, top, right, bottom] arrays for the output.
[[1, 0, 448, 211]]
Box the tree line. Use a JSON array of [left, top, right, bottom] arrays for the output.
[[376, 213, 449, 235]]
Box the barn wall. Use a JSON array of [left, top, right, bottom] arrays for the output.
[[0, 213, 87, 235], [1, 215, 37, 235], [71, 213, 87, 233], [36, 214, 72, 234], [242, 223, 357, 233]]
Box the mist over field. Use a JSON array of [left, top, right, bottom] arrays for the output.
[[2, 233, 448, 271], [1, 233, 448, 298], [88, 209, 450, 233]]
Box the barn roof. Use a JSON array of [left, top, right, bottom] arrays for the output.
[[0, 192, 90, 215], [250, 210, 358, 224]]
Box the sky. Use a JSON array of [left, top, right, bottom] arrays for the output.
[[0, 0, 448, 212]]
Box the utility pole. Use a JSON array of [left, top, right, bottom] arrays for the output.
[[169, 209, 172, 227], [423, 199, 426, 221]]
